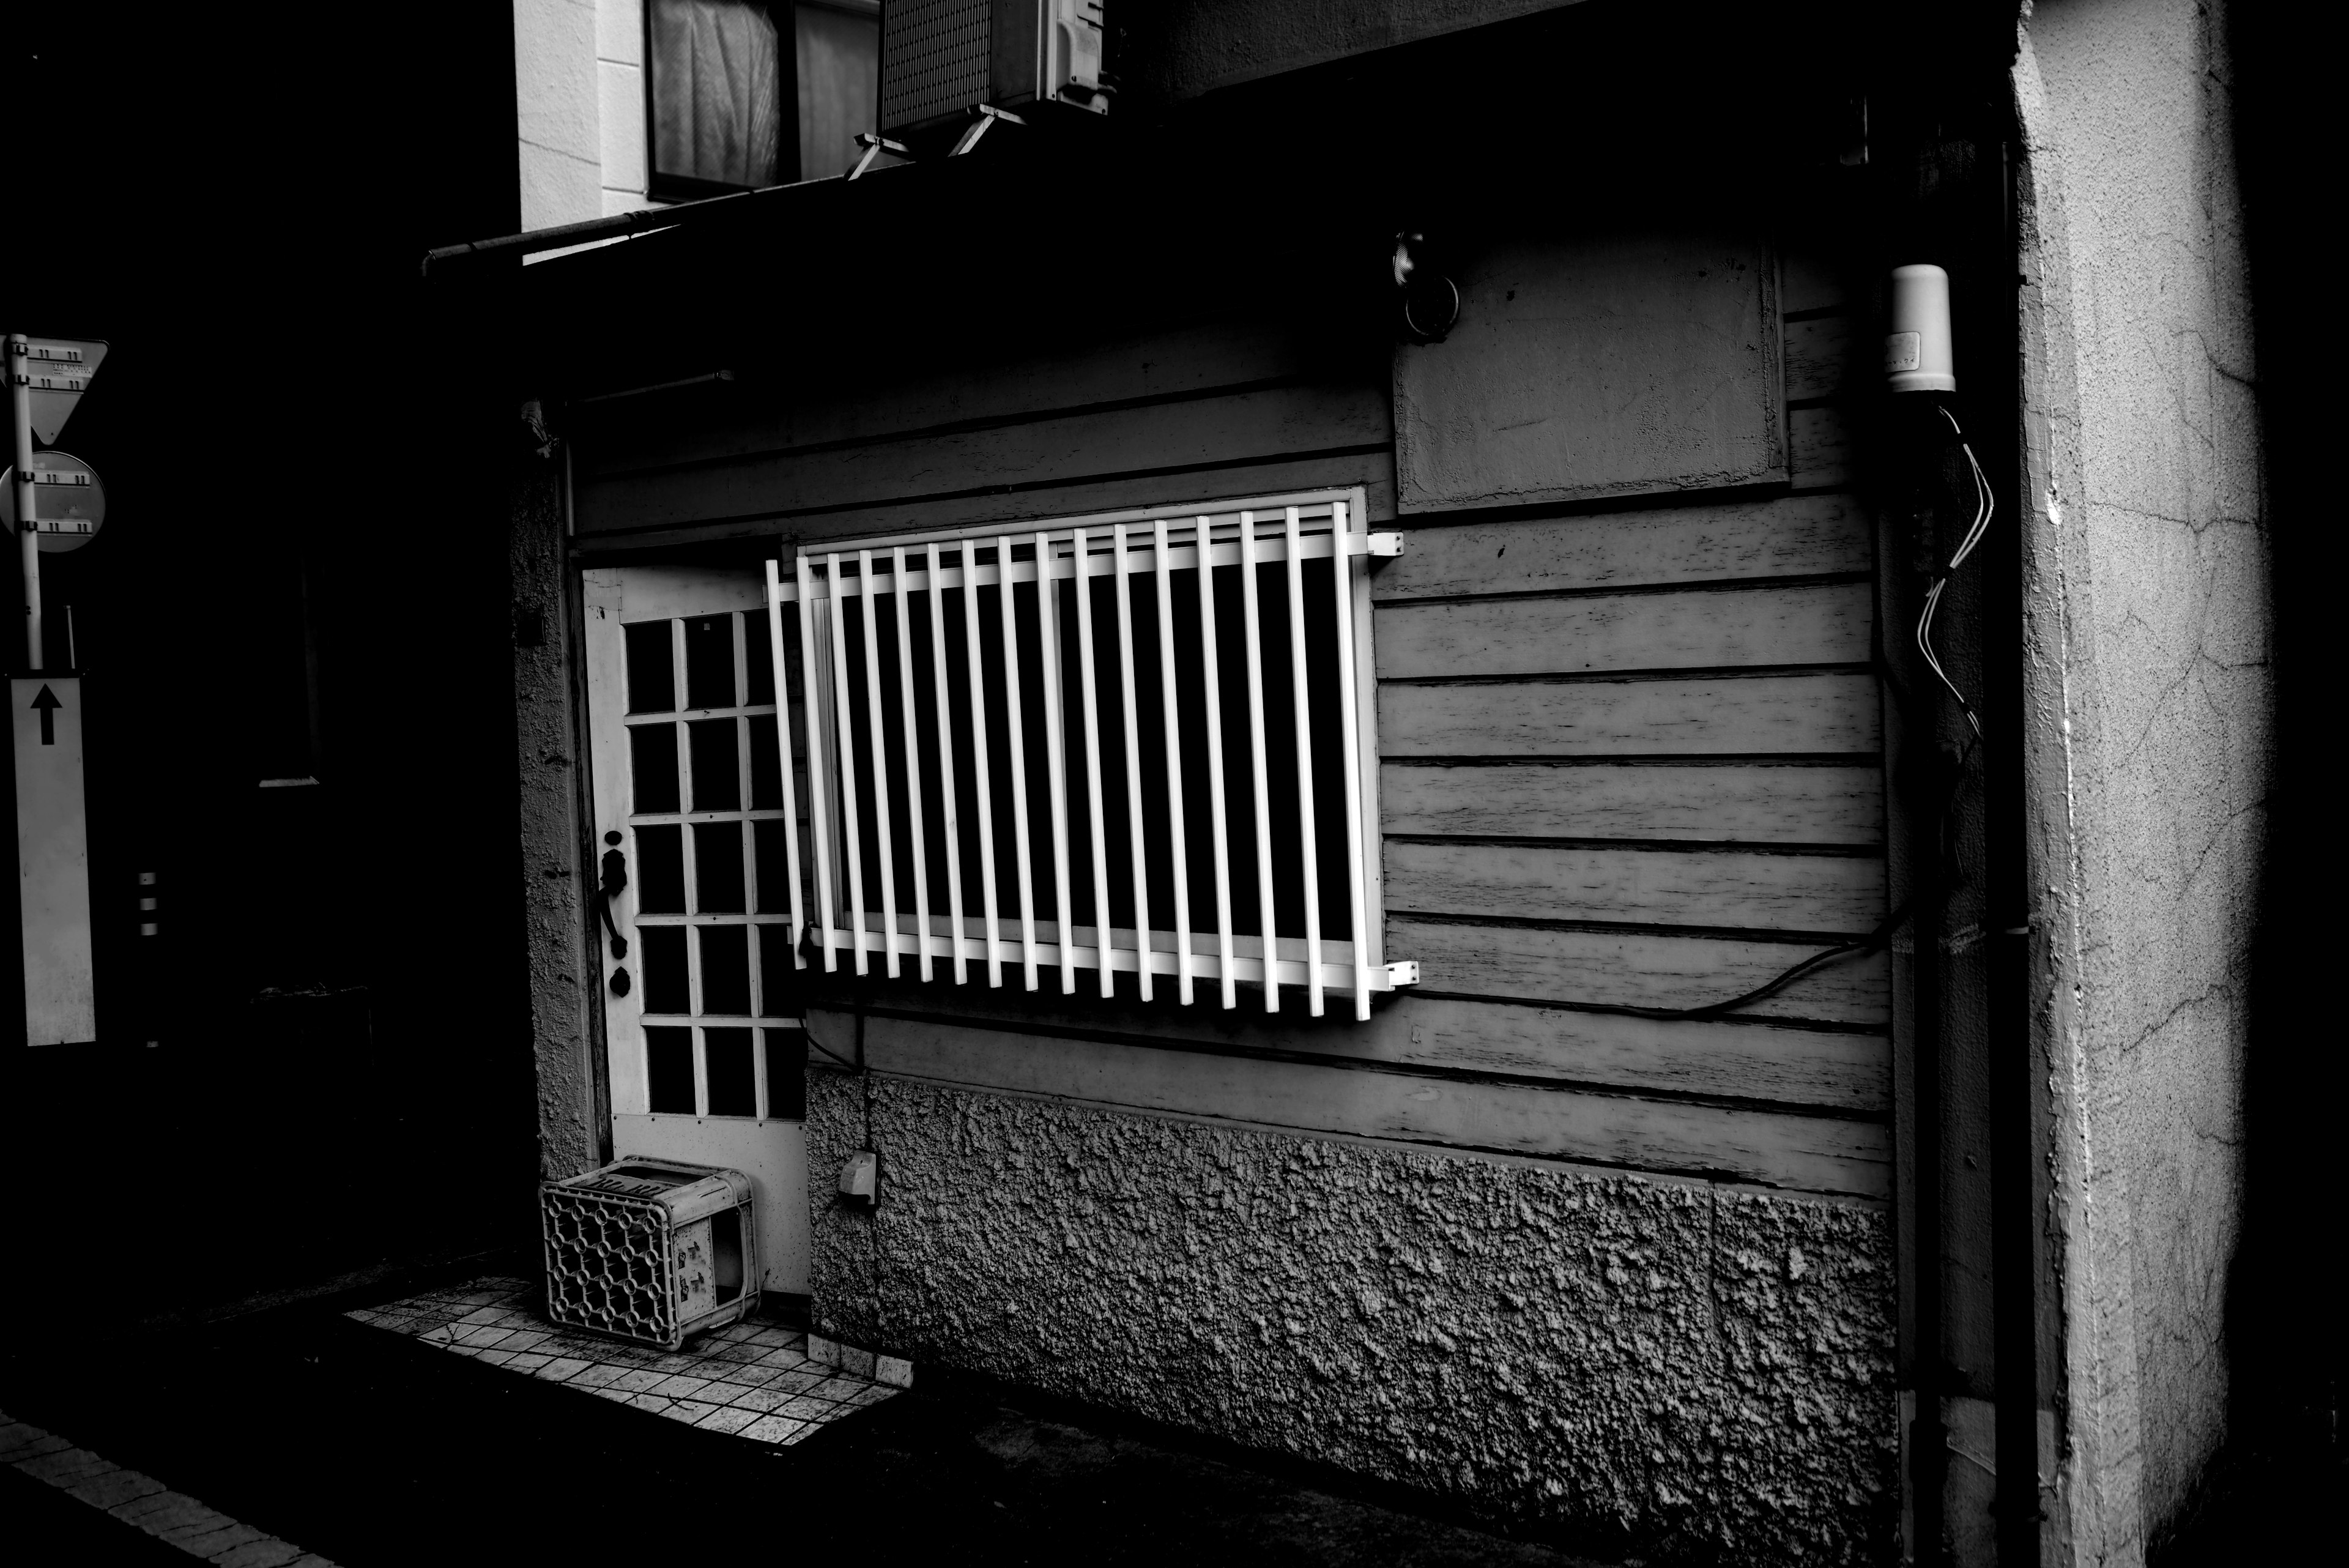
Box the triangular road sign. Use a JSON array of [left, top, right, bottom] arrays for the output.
[[12, 336, 108, 445]]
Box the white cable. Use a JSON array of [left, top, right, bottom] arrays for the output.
[[1918, 406, 1994, 746]]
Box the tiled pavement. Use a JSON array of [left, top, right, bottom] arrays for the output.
[[344, 1275, 898, 1447], [2, 1408, 338, 1564]]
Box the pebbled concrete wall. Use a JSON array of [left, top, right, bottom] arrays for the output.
[[2016, 1, 2268, 1560], [809, 1072, 1897, 1566], [510, 464, 604, 1180]]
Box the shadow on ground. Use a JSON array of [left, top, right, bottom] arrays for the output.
[[1, 1291, 1618, 1567]]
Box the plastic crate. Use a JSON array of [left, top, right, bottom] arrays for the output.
[[540, 1157, 759, 1350]]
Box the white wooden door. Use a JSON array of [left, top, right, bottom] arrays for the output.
[[583, 565, 809, 1295]]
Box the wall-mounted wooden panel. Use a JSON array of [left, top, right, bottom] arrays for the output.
[[1393, 231, 1783, 513], [1392, 915, 1891, 1025], [1371, 493, 1868, 602], [1376, 581, 1871, 680], [1380, 761, 1883, 844], [1384, 841, 1883, 934], [853, 1013, 1889, 1196], [1378, 672, 1880, 757]]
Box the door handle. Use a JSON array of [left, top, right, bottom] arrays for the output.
[[595, 832, 629, 960]]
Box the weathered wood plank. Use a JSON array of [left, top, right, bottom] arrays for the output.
[[1382, 996, 1888, 1114], [576, 315, 1347, 477], [848, 1013, 1890, 1195], [1780, 242, 1855, 318], [1371, 493, 1868, 602], [1379, 761, 1883, 844], [1395, 231, 1785, 512], [1384, 841, 1884, 933], [1378, 672, 1880, 757], [807, 986, 1887, 1113], [576, 458, 1398, 552], [1391, 915, 1891, 1025], [1784, 314, 1859, 402], [575, 379, 1390, 534], [1791, 403, 1853, 490], [1376, 581, 1870, 680]]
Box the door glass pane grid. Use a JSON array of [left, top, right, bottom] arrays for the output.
[[625, 608, 805, 1121]]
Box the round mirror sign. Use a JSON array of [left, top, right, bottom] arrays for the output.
[[1, 451, 107, 552]]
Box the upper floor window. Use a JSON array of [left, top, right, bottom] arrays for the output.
[[647, 0, 879, 198]]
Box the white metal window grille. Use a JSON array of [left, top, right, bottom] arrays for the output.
[[760, 491, 1416, 1020]]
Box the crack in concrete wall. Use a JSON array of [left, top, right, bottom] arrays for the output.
[[2016, 1, 2269, 1558]]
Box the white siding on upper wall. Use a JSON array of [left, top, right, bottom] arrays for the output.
[[515, 0, 603, 231], [596, 0, 653, 215], [513, 0, 659, 250]]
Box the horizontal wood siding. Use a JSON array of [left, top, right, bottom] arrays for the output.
[[1371, 493, 1868, 600], [1379, 761, 1883, 844], [1384, 840, 1883, 933], [1395, 918, 1891, 1026], [579, 379, 1387, 537], [1379, 672, 1879, 757], [1376, 581, 1871, 680], [850, 1013, 1889, 1196], [594, 231, 1886, 1198], [1364, 227, 1885, 1197], [823, 990, 1887, 1113]]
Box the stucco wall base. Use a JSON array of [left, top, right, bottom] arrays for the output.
[[809, 1072, 1896, 1566]]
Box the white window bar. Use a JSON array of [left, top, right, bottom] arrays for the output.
[[891, 546, 933, 984], [1037, 530, 1075, 995], [763, 560, 807, 966], [1073, 527, 1115, 1000], [1152, 518, 1195, 1006], [1195, 516, 1237, 1009], [1283, 505, 1324, 1017], [1329, 501, 1373, 1022], [858, 549, 901, 979], [825, 552, 869, 976], [925, 548, 969, 986], [1114, 523, 1154, 1003], [999, 534, 1039, 990], [763, 491, 1414, 1014], [963, 541, 1004, 988], [793, 557, 835, 970], [1239, 511, 1280, 1013]]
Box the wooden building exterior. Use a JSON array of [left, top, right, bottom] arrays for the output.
[[474, 2, 2290, 1564]]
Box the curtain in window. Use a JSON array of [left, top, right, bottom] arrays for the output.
[[650, 0, 784, 190]]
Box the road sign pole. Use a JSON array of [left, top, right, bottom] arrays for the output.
[[8, 334, 39, 671]]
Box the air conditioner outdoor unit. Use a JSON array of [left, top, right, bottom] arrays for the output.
[[541, 1158, 758, 1350], [879, 0, 1107, 142]]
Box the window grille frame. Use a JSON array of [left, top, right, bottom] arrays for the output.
[[761, 488, 1416, 1021]]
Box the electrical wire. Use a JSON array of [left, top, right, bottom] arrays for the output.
[[1608, 401, 1995, 1024], [1573, 896, 1917, 1022], [1918, 404, 1995, 754]]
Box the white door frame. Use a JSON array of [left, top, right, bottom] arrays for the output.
[[582, 564, 810, 1295]]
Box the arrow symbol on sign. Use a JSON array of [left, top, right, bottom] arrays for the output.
[[31, 683, 60, 745]]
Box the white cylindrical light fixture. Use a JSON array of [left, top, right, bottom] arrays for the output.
[[1885, 264, 1956, 393]]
